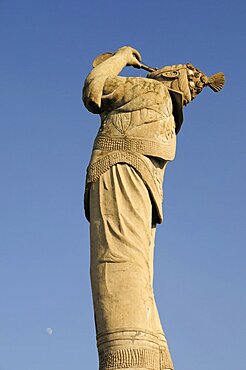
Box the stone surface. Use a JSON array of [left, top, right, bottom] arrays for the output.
[[82, 46, 225, 370]]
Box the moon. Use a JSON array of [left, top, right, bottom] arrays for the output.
[[46, 327, 53, 335]]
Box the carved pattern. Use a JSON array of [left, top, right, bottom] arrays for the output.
[[99, 347, 160, 370], [160, 346, 174, 370], [86, 151, 162, 205], [93, 135, 174, 158], [98, 346, 174, 370]]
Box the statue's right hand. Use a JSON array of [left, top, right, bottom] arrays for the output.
[[116, 46, 142, 68]]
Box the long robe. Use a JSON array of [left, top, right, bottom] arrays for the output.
[[89, 162, 174, 370]]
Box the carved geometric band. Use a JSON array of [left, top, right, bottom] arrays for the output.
[[99, 347, 160, 370], [87, 152, 156, 187], [93, 135, 175, 160]]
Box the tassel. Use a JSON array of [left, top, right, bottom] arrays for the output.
[[207, 72, 225, 92]]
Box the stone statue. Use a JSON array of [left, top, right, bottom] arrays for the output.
[[82, 46, 225, 370]]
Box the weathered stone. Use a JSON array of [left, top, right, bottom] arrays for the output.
[[82, 46, 225, 370]]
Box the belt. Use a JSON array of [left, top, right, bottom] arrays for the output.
[[93, 135, 175, 160]]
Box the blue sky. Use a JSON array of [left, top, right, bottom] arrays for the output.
[[0, 1, 245, 369]]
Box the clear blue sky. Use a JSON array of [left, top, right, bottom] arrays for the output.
[[1, 1, 245, 369]]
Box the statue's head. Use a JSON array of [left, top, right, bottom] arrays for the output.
[[147, 64, 225, 106]]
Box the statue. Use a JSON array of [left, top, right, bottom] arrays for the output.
[[82, 46, 225, 370]]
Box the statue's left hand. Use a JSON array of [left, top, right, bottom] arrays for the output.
[[116, 46, 142, 68]]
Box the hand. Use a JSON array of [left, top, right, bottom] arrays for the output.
[[116, 46, 142, 68]]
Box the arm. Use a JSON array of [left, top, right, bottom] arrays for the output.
[[82, 46, 142, 114]]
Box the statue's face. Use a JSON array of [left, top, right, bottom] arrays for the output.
[[148, 65, 184, 79], [147, 66, 184, 91]]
